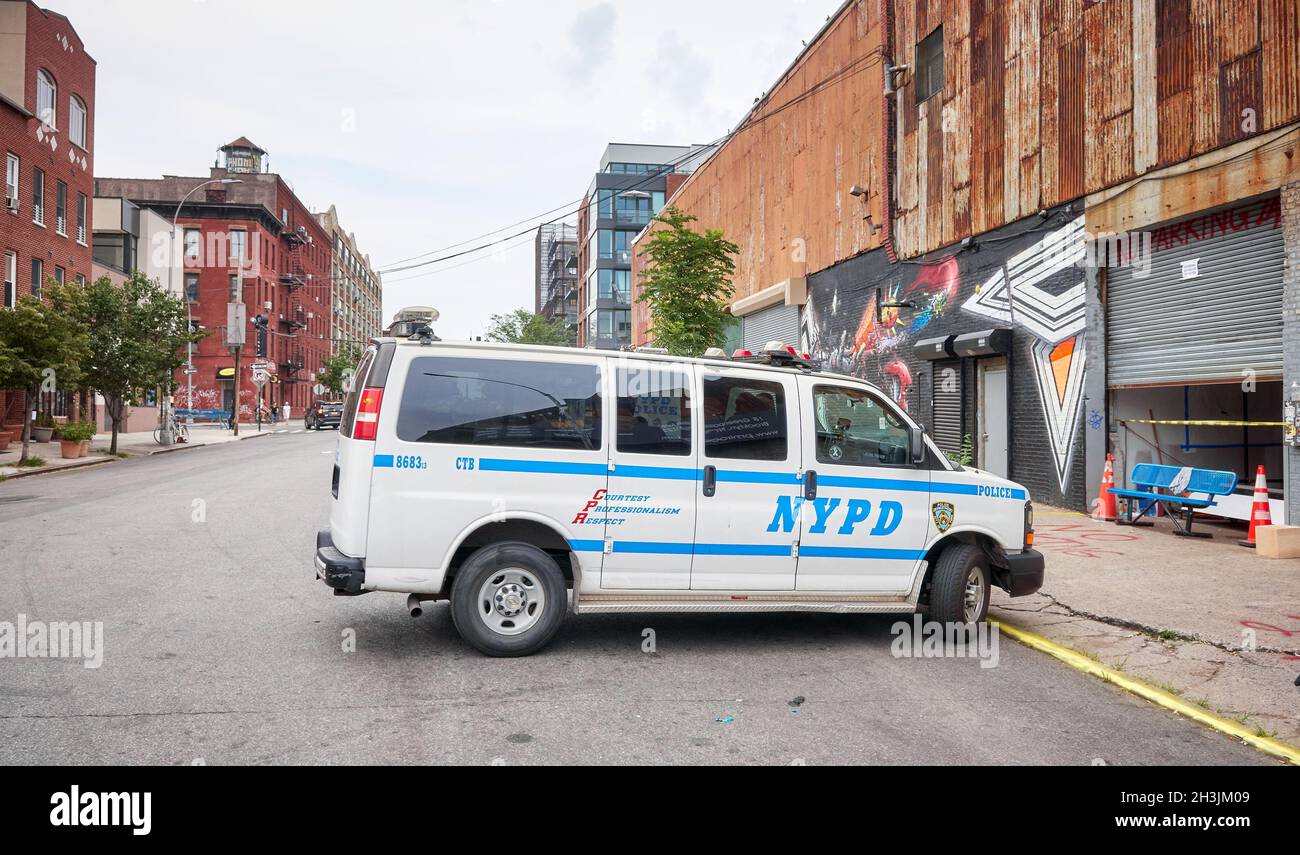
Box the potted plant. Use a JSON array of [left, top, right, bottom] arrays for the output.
[[56, 421, 95, 459], [31, 412, 55, 443], [0, 429, 11, 451]]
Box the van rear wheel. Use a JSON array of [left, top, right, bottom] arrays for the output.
[[929, 543, 991, 623], [450, 542, 566, 657]]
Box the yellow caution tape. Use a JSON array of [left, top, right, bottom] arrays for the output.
[[1121, 419, 1286, 427], [992, 619, 1300, 766]]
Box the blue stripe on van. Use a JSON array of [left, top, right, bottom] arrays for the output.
[[568, 540, 925, 559], [612, 541, 793, 557], [932, 481, 1026, 500], [451, 457, 1024, 500], [799, 546, 926, 560], [611, 464, 699, 481], [373, 455, 394, 468], [693, 542, 794, 557], [818, 474, 930, 492], [478, 458, 607, 476], [716, 470, 802, 485]]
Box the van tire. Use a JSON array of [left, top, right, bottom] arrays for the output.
[[450, 542, 567, 657], [929, 543, 991, 623]]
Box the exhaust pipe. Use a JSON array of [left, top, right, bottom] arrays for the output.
[[406, 593, 424, 618]]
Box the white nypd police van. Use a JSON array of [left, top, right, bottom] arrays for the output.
[[316, 335, 1044, 656]]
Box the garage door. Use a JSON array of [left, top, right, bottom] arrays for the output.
[[1107, 195, 1283, 387], [741, 303, 801, 351]]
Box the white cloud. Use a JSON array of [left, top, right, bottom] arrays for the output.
[[62, 0, 839, 338]]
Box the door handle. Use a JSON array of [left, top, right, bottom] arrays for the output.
[[702, 464, 717, 497], [803, 469, 817, 501]]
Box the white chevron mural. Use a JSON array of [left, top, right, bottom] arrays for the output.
[[962, 215, 1087, 345]]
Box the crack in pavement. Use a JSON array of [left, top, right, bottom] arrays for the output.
[[1032, 590, 1300, 657]]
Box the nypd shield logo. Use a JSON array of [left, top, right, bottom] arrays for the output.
[[932, 501, 955, 533]]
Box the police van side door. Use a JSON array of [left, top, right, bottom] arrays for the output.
[[794, 377, 932, 593], [690, 364, 801, 591], [599, 361, 697, 590]]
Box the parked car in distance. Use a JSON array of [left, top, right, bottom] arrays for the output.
[[306, 400, 344, 430]]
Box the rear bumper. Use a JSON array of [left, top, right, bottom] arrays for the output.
[[996, 548, 1045, 597], [315, 528, 365, 594]]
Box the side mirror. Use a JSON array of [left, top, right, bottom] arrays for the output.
[[911, 426, 926, 464]]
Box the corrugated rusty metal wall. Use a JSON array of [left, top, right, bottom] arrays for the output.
[[895, 0, 1300, 258], [633, 0, 1300, 344], [631, 0, 884, 343]]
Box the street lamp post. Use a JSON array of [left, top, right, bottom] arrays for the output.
[[167, 178, 241, 446]]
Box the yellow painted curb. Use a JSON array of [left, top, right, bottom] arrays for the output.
[[991, 619, 1300, 766]]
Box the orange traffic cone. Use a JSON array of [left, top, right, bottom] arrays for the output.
[[1239, 465, 1272, 548], [1094, 453, 1118, 522]]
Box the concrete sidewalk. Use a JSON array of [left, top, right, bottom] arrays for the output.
[[992, 505, 1300, 748], [0, 420, 297, 479]]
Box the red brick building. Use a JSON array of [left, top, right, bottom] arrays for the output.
[[96, 139, 332, 422], [1, 0, 97, 424]]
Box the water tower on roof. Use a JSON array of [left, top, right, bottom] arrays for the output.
[[219, 137, 267, 174]]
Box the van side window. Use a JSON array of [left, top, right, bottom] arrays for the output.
[[813, 384, 911, 466], [339, 347, 377, 439], [702, 376, 787, 460], [616, 366, 690, 456], [397, 356, 602, 450]]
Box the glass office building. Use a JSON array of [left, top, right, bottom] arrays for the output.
[[576, 143, 714, 349]]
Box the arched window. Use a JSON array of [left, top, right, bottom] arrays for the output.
[[36, 69, 56, 128], [69, 95, 86, 147]]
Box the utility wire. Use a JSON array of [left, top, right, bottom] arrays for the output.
[[375, 49, 883, 277]]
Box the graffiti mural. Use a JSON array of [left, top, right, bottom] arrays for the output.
[[804, 205, 1089, 508], [805, 256, 961, 411], [963, 216, 1089, 493]]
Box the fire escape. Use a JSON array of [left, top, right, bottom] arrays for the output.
[[278, 223, 311, 384]]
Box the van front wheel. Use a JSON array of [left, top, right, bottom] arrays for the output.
[[929, 543, 991, 623], [450, 542, 567, 657]]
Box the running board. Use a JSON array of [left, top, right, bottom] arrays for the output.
[[571, 562, 928, 615], [573, 594, 919, 615]]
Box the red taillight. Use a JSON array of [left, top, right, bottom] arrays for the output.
[[784, 345, 798, 356], [353, 387, 383, 441], [732, 349, 753, 358], [801, 352, 812, 360]]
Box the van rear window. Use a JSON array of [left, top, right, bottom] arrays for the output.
[[396, 356, 602, 450]]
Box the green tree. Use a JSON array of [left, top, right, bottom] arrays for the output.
[[73, 273, 202, 454], [483, 308, 570, 346], [319, 346, 362, 398], [0, 280, 90, 463], [635, 206, 739, 356]]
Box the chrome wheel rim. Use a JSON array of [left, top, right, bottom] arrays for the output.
[[963, 566, 986, 622], [477, 568, 545, 636]]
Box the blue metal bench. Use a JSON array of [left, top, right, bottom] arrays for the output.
[[1108, 463, 1238, 537]]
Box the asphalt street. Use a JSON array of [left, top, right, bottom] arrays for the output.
[[0, 430, 1275, 765]]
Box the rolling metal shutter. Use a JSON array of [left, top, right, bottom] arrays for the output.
[[930, 358, 963, 458], [1107, 197, 1284, 387], [741, 303, 801, 351]]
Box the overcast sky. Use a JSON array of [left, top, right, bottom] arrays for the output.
[[63, 0, 837, 339]]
